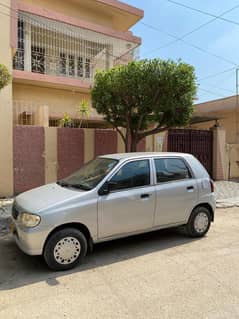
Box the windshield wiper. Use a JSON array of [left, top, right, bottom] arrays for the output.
[[57, 181, 92, 191], [69, 183, 92, 191], [57, 181, 70, 187]]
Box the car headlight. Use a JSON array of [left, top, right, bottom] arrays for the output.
[[19, 212, 41, 228]]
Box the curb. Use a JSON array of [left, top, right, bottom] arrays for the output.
[[216, 197, 239, 209]]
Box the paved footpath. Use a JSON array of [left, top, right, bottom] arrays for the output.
[[215, 181, 239, 208]]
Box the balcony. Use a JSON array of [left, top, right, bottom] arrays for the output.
[[13, 11, 140, 90]]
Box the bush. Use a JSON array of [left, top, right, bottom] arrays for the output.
[[0, 64, 11, 90]]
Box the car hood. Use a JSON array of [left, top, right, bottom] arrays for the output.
[[15, 183, 86, 213]]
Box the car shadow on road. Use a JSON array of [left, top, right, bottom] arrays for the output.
[[0, 228, 199, 291]]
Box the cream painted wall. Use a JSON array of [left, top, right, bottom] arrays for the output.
[[191, 113, 239, 178], [13, 83, 94, 120], [0, 0, 13, 196], [21, 0, 114, 29], [44, 127, 57, 183], [191, 111, 237, 144], [84, 128, 94, 163]]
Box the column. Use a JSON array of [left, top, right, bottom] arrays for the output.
[[211, 125, 227, 180], [0, 0, 14, 196]]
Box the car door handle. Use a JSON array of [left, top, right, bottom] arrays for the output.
[[187, 186, 194, 191], [140, 193, 150, 199]]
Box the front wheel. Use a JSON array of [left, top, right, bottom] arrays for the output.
[[43, 228, 87, 271], [185, 207, 211, 238]]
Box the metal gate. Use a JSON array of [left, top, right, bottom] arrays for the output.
[[168, 129, 213, 176]]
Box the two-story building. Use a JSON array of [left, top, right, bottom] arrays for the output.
[[0, 0, 143, 196]]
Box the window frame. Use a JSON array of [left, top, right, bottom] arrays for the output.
[[152, 157, 194, 185], [107, 158, 153, 193]]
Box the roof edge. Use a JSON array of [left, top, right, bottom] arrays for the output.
[[194, 94, 236, 107], [95, 0, 144, 18]]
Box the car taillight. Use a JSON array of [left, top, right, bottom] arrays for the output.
[[210, 179, 214, 193]]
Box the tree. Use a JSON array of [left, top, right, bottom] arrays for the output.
[[92, 59, 197, 152], [0, 64, 11, 91]]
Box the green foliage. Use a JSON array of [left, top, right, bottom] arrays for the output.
[[0, 64, 11, 90], [59, 113, 72, 127], [76, 99, 90, 118], [92, 59, 197, 151]]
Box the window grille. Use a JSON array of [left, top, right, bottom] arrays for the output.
[[13, 11, 140, 82]]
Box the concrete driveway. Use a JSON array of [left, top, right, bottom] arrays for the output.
[[0, 207, 239, 319]]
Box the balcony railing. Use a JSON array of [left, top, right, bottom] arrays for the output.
[[13, 12, 139, 82]]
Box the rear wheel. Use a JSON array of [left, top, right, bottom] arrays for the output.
[[185, 206, 211, 238], [43, 228, 87, 271]]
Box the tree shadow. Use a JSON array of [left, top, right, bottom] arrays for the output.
[[0, 228, 199, 291]]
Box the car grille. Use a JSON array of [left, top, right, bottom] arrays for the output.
[[12, 205, 20, 220]]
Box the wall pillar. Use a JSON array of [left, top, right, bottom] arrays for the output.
[[0, 0, 14, 196], [35, 105, 49, 127], [44, 127, 57, 184], [117, 129, 125, 153], [211, 126, 227, 180], [84, 128, 94, 163]]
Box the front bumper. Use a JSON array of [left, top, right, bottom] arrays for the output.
[[11, 219, 49, 256]]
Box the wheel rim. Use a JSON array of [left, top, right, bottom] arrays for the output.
[[194, 212, 209, 233], [54, 237, 81, 265]]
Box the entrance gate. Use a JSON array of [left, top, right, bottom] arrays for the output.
[[168, 129, 213, 176]]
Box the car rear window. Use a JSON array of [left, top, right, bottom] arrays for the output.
[[154, 158, 192, 183]]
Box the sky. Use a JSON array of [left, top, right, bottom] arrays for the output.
[[124, 0, 239, 103]]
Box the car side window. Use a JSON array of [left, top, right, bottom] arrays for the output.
[[109, 160, 150, 191], [154, 158, 192, 183]]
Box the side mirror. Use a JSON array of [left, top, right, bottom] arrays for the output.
[[98, 181, 117, 196]]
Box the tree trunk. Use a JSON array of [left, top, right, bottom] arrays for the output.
[[130, 135, 137, 152], [124, 129, 130, 152]]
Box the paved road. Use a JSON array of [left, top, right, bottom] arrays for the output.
[[0, 207, 239, 319]]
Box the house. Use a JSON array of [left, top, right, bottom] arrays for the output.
[[0, 0, 143, 196], [191, 95, 239, 179]]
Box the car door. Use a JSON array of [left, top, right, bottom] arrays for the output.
[[153, 157, 198, 226], [98, 159, 156, 239]]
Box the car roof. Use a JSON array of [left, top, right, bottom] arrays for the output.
[[99, 152, 193, 161]]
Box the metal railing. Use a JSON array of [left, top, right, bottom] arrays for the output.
[[13, 12, 139, 82]]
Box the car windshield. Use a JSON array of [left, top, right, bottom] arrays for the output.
[[57, 157, 118, 191]]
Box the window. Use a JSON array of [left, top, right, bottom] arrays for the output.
[[110, 160, 150, 191], [31, 46, 45, 74], [85, 58, 91, 78], [77, 57, 83, 77], [59, 54, 90, 78], [13, 20, 24, 70], [154, 158, 191, 183], [59, 53, 67, 75], [68, 55, 75, 76], [61, 158, 118, 190]]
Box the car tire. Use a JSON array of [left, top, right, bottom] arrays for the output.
[[185, 206, 211, 238], [43, 228, 87, 271]]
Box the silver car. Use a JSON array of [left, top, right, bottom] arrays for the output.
[[11, 152, 215, 271]]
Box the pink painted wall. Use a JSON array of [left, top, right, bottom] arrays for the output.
[[12, 128, 148, 194], [13, 126, 45, 194], [57, 128, 84, 180], [94, 129, 118, 156]]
